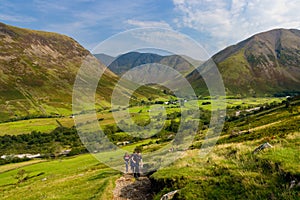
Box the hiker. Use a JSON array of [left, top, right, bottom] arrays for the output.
[[131, 151, 143, 178], [130, 154, 135, 173], [123, 152, 130, 173]]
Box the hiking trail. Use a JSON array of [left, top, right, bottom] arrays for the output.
[[113, 174, 153, 200]]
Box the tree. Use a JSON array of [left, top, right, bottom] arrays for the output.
[[50, 143, 63, 158], [134, 145, 143, 153], [15, 169, 29, 185]]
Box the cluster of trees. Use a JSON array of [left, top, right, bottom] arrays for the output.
[[0, 119, 184, 165], [0, 156, 31, 165], [2, 114, 63, 123], [0, 127, 87, 160], [226, 100, 287, 122], [0, 104, 215, 165]]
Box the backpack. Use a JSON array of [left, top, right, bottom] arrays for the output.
[[132, 153, 141, 163]]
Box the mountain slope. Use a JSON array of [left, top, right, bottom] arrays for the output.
[[106, 52, 196, 76], [0, 23, 163, 121], [0, 22, 92, 120], [94, 53, 115, 66], [188, 28, 300, 96]]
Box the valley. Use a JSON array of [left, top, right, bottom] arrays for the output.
[[0, 96, 299, 199], [0, 21, 299, 200]]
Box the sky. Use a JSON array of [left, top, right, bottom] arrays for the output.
[[1, 0, 300, 56]]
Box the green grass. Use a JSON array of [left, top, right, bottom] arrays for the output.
[[92, 139, 158, 168], [260, 132, 300, 174], [0, 137, 160, 199], [0, 98, 298, 199], [151, 103, 300, 199], [0, 117, 74, 136], [0, 154, 121, 200], [0, 89, 26, 101], [0, 160, 45, 174], [122, 139, 156, 152], [226, 97, 283, 107], [151, 137, 300, 199], [0, 98, 282, 136]]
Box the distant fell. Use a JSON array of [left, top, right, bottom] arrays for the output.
[[94, 53, 115, 66], [105, 52, 197, 76]]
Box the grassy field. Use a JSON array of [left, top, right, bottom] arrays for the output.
[[198, 97, 283, 111], [0, 160, 46, 174], [0, 117, 74, 136], [0, 97, 297, 199], [0, 137, 159, 199], [0, 154, 121, 200], [0, 98, 283, 136]]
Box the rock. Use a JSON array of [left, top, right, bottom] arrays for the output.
[[253, 142, 272, 154], [160, 190, 179, 200], [289, 180, 296, 189]]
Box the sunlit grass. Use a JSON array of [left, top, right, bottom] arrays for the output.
[[152, 133, 300, 199], [0, 154, 120, 200], [0, 117, 74, 136], [0, 160, 45, 174]]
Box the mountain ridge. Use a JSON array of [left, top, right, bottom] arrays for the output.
[[1, 22, 300, 122], [105, 51, 197, 76], [94, 53, 115, 66], [0, 22, 163, 121], [188, 28, 300, 96]]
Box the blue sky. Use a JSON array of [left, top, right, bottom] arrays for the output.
[[1, 0, 300, 56]]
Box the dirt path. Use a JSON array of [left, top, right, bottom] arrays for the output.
[[241, 120, 283, 133], [113, 174, 153, 200]]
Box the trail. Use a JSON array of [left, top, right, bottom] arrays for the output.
[[113, 174, 153, 200]]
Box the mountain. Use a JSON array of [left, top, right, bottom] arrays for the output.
[[180, 55, 203, 68], [94, 53, 115, 66], [0, 22, 163, 121], [106, 52, 196, 76], [188, 28, 300, 97]]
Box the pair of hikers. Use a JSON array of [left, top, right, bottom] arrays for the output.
[[123, 152, 143, 178]]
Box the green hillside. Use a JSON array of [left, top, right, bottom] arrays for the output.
[[150, 98, 300, 199], [188, 28, 300, 97], [0, 22, 167, 122], [0, 22, 109, 121]]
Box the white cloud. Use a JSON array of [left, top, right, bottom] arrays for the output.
[[0, 14, 36, 23], [126, 19, 172, 29], [173, 0, 300, 53], [92, 28, 209, 61], [33, 0, 69, 13], [38, 0, 164, 50]]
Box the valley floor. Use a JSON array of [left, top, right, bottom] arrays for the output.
[[0, 97, 299, 199]]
